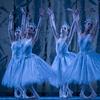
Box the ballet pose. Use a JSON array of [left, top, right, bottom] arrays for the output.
[[67, 11, 100, 98], [47, 8, 78, 98], [2, 12, 23, 97], [14, 8, 55, 98]]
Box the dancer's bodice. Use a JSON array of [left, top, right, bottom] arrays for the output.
[[78, 34, 93, 52], [23, 38, 33, 57], [56, 38, 68, 56], [11, 40, 22, 58]]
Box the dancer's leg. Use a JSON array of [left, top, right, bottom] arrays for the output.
[[22, 86, 29, 98], [62, 85, 67, 97], [89, 83, 97, 98], [14, 87, 23, 98], [80, 84, 88, 98], [59, 86, 63, 97], [66, 83, 73, 97], [31, 85, 39, 98]]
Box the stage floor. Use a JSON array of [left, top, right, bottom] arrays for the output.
[[0, 97, 100, 100]]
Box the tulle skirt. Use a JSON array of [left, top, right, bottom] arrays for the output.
[[49, 52, 76, 88], [68, 51, 100, 84], [14, 53, 55, 87], [2, 56, 21, 88]]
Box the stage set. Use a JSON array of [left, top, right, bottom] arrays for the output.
[[0, 0, 100, 99]]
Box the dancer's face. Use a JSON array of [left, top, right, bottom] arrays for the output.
[[15, 30, 21, 39], [85, 22, 93, 31], [27, 25, 35, 34], [61, 25, 68, 34], [60, 25, 69, 38], [26, 26, 36, 38]]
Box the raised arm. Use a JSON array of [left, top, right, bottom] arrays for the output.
[[33, 17, 42, 42], [66, 10, 80, 46], [48, 8, 59, 40], [90, 20, 98, 38], [8, 12, 14, 42], [32, 8, 44, 42], [21, 8, 26, 32], [25, 14, 30, 29]]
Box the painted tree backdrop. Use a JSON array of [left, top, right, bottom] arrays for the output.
[[0, 0, 100, 96]]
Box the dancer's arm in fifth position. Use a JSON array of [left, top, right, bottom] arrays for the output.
[[32, 8, 45, 43], [8, 12, 14, 42], [48, 8, 59, 40], [66, 9, 80, 46], [90, 19, 99, 39]]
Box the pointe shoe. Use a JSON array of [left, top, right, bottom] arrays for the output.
[[22, 91, 29, 98], [62, 94, 67, 98], [61, 91, 67, 98]]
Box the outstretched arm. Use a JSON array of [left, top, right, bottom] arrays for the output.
[[8, 12, 14, 42], [48, 8, 59, 40]]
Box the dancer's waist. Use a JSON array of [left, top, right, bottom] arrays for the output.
[[79, 49, 94, 53], [23, 53, 33, 58], [56, 52, 69, 57]]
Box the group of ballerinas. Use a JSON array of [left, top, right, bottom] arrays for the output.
[[2, 7, 100, 99]]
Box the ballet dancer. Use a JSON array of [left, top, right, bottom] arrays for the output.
[[15, 8, 55, 98], [67, 10, 100, 99], [2, 12, 23, 98], [47, 8, 78, 98]]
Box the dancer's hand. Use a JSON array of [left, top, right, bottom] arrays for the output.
[[95, 19, 98, 25], [67, 8, 79, 21], [73, 9, 79, 22], [39, 7, 45, 17], [21, 7, 26, 15], [47, 8, 54, 20], [9, 12, 13, 21]]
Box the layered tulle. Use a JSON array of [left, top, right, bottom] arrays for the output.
[[2, 56, 22, 88], [49, 52, 76, 88], [14, 53, 55, 87], [2, 41, 22, 88], [68, 51, 100, 84]]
